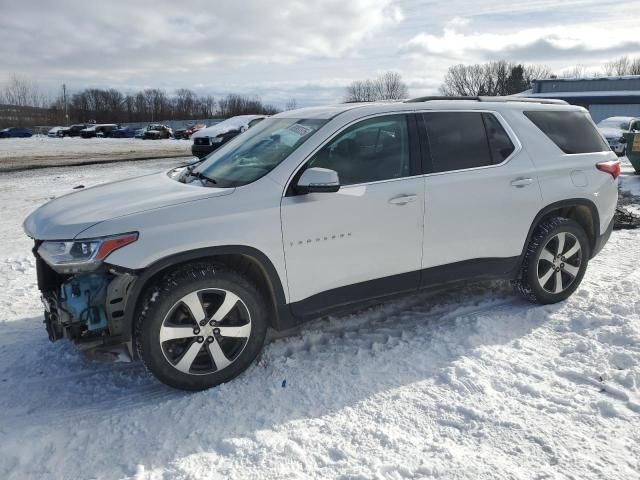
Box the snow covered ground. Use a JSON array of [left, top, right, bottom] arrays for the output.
[[621, 157, 640, 196], [0, 137, 191, 170], [0, 159, 639, 479]]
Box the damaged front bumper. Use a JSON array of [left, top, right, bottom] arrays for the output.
[[35, 247, 137, 350]]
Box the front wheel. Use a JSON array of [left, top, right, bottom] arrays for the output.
[[135, 265, 268, 390], [514, 217, 590, 304]]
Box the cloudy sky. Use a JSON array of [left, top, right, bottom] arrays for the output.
[[1, 0, 639, 107]]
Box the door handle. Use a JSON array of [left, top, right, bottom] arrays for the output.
[[510, 178, 533, 188], [388, 194, 417, 205]]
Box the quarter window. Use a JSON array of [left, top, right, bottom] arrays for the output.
[[524, 110, 609, 154], [483, 113, 515, 163], [308, 115, 410, 185], [422, 112, 493, 173]]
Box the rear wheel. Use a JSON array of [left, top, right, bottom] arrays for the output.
[[514, 217, 590, 304], [135, 265, 268, 390]]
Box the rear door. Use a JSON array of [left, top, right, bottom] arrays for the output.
[[419, 111, 542, 277]]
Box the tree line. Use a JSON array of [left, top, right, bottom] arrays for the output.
[[0, 75, 280, 127], [439, 55, 640, 96], [345, 55, 640, 101]]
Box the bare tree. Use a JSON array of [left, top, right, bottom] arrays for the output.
[[440, 61, 554, 96], [285, 98, 298, 110], [345, 80, 375, 102], [523, 64, 554, 84], [373, 71, 409, 100], [345, 71, 409, 102], [217, 94, 279, 117], [561, 65, 592, 79], [439, 64, 490, 96], [603, 55, 640, 76], [604, 56, 630, 76]]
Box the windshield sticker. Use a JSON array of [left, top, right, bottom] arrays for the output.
[[287, 123, 313, 138]]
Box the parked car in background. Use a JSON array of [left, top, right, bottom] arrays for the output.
[[80, 124, 119, 138], [57, 124, 88, 137], [0, 127, 33, 138], [143, 124, 173, 140], [174, 124, 206, 140], [134, 128, 146, 139], [191, 115, 266, 158], [48, 127, 64, 138], [597, 116, 640, 156], [111, 126, 138, 138]]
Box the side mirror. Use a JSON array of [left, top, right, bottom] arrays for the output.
[[296, 167, 340, 194]]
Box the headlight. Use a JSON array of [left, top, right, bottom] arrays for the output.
[[210, 136, 224, 143], [38, 232, 138, 273]]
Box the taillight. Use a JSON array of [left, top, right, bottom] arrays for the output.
[[596, 160, 621, 179]]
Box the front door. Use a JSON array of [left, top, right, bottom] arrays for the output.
[[281, 114, 425, 316]]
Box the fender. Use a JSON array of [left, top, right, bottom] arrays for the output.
[[112, 245, 292, 344], [516, 198, 601, 274]]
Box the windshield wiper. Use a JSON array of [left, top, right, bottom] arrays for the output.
[[191, 170, 217, 185]]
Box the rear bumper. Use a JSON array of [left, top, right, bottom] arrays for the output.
[[591, 215, 614, 258]]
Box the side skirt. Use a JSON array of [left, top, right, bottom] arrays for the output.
[[282, 256, 520, 327]]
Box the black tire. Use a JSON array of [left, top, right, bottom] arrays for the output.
[[135, 264, 268, 390], [514, 217, 590, 304]]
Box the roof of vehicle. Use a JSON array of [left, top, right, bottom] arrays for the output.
[[598, 116, 638, 123], [82, 124, 118, 129], [274, 96, 580, 120], [192, 115, 267, 139]]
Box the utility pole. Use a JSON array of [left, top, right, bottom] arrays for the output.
[[62, 83, 68, 123]]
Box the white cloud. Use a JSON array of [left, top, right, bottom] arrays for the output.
[[0, 0, 402, 75], [400, 22, 640, 61], [2, 0, 640, 107]]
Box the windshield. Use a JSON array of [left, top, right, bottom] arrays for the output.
[[194, 118, 326, 187], [598, 119, 630, 130]]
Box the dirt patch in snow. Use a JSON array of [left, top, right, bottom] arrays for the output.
[[0, 136, 192, 172]]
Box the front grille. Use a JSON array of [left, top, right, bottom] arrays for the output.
[[194, 137, 210, 146]]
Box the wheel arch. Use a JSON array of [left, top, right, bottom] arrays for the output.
[[116, 245, 292, 347], [518, 198, 600, 274]]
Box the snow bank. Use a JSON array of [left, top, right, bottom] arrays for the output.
[[0, 159, 639, 479]]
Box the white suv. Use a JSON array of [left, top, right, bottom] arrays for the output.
[[24, 97, 620, 390]]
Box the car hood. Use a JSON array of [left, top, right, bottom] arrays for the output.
[[598, 127, 624, 138], [24, 170, 234, 240]]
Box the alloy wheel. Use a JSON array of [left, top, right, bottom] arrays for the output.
[[536, 232, 582, 294], [159, 288, 252, 375]]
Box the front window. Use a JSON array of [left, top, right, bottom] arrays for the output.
[[307, 115, 410, 185], [194, 118, 326, 187]]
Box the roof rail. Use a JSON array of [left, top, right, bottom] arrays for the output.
[[404, 95, 568, 105], [405, 96, 480, 103]]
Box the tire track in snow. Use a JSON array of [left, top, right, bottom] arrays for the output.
[[2, 293, 519, 430]]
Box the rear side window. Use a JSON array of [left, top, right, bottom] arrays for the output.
[[422, 112, 493, 172], [524, 111, 609, 154]]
